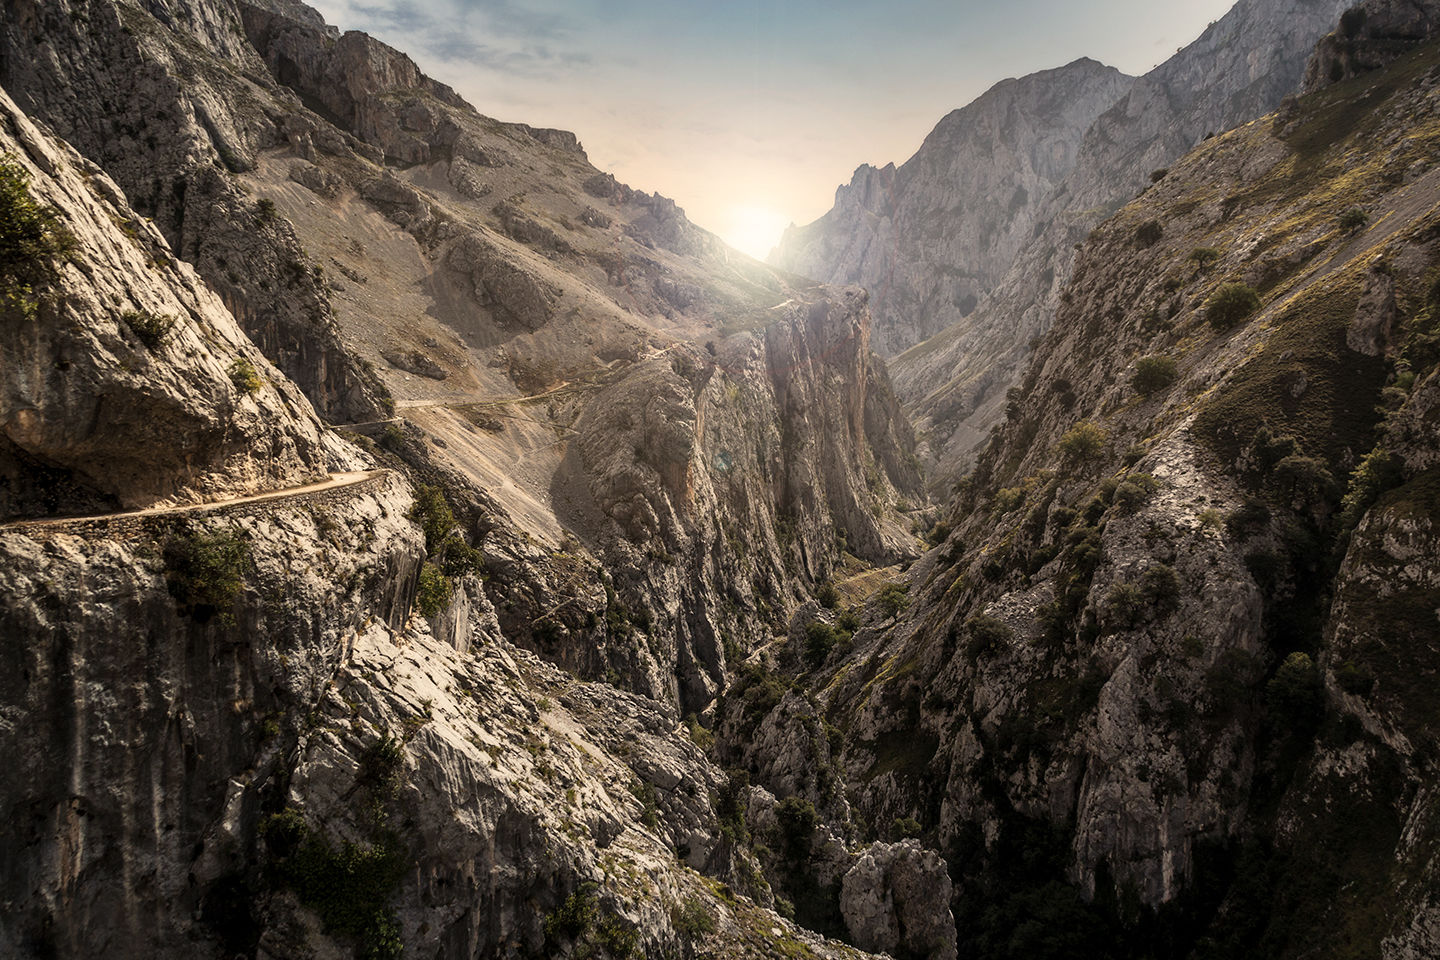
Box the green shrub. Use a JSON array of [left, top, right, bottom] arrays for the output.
[[715, 769, 750, 842], [545, 883, 600, 941], [164, 527, 250, 624], [630, 780, 660, 830], [837, 608, 861, 633], [804, 620, 851, 670], [993, 486, 1027, 514], [775, 796, 819, 857], [1139, 563, 1181, 617], [1268, 651, 1322, 725], [670, 896, 717, 938], [815, 581, 839, 608], [0, 154, 76, 311], [1134, 219, 1164, 247], [1270, 454, 1337, 507], [1340, 447, 1404, 528], [891, 816, 923, 840], [1112, 473, 1161, 513], [1188, 247, 1222, 269], [1150, 168, 1169, 183], [228, 357, 263, 394], [409, 485, 485, 579], [121, 309, 176, 349], [1334, 660, 1374, 696], [415, 562, 452, 617], [1338, 207, 1369, 232], [964, 614, 1013, 663], [1131, 355, 1178, 396], [877, 582, 910, 620], [255, 197, 277, 223], [409, 484, 457, 548], [1058, 421, 1107, 463], [1104, 581, 1146, 630], [262, 812, 404, 960], [1205, 282, 1261, 329], [1225, 498, 1271, 538]]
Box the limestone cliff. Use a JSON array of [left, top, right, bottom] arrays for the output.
[[881, 0, 1353, 487], [771, 58, 1134, 357], [737, 22, 1440, 958], [0, 87, 337, 518], [1, 0, 391, 422]]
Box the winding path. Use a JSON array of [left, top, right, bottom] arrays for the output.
[[2, 470, 385, 530]]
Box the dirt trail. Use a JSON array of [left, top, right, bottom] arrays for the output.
[[2, 471, 384, 529]]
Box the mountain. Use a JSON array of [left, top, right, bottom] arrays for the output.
[[0, 0, 930, 956], [771, 58, 1134, 357], [734, 4, 1440, 955], [780, 0, 1356, 487], [5, 0, 1440, 958]]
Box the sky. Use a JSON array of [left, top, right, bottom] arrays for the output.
[[309, 0, 1239, 259]]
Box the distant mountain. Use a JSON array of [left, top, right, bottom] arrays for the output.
[[771, 58, 1133, 357], [782, 0, 1356, 487]]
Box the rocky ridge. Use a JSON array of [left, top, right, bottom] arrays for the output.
[[780, 0, 1355, 488], [771, 58, 1134, 358]]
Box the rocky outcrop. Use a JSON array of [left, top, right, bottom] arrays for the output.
[[0, 0, 390, 422], [840, 841, 957, 960], [238, 3, 468, 165], [560, 287, 922, 712], [771, 58, 1134, 357], [1305, 0, 1440, 90], [0, 88, 331, 517]]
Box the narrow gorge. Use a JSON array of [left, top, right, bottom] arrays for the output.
[[2, 1, 1438, 958]]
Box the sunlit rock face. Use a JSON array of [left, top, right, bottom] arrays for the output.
[[771, 58, 1134, 358], [781, 0, 1354, 491]]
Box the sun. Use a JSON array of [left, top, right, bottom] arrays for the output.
[[718, 205, 791, 261]]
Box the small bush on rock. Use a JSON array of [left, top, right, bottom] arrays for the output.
[[1131, 355, 1178, 396], [1134, 219, 1164, 247], [1059, 421, 1107, 464], [164, 527, 250, 624], [1206, 282, 1261, 329], [121, 309, 176, 349], [1338, 207, 1369, 232], [415, 562, 452, 618], [1189, 247, 1222, 269], [229, 357, 263, 394], [775, 796, 819, 857]]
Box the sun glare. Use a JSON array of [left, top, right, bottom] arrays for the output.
[[719, 205, 791, 261]]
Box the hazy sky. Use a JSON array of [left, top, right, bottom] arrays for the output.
[[309, 0, 1238, 257]]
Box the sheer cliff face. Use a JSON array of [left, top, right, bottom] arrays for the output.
[[0, 3, 929, 957], [869, 0, 1355, 488], [0, 0, 389, 422], [771, 58, 1134, 358], [740, 27, 1440, 958], [0, 89, 335, 518]]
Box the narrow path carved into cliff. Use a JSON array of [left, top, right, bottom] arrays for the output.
[[1, 470, 387, 530]]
